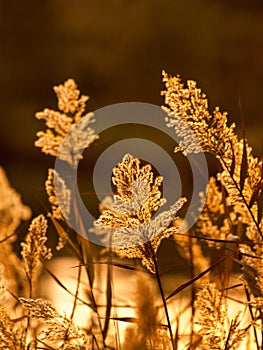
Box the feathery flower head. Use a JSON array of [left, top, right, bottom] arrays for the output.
[[0, 167, 31, 241], [21, 214, 52, 280], [94, 153, 186, 272], [20, 297, 87, 348], [45, 168, 71, 221], [35, 78, 98, 165], [196, 283, 248, 349], [0, 306, 25, 349], [162, 71, 237, 158], [162, 71, 263, 300]]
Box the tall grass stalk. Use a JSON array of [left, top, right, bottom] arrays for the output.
[[151, 244, 175, 350]]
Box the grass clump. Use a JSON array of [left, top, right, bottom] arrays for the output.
[[0, 73, 263, 349]]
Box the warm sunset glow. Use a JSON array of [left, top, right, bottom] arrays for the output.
[[1, 74, 263, 349]]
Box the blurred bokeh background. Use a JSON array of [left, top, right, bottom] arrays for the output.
[[1, 0, 263, 221]]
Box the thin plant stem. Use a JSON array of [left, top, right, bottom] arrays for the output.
[[25, 272, 33, 344], [70, 264, 82, 320], [174, 317, 179, 350], [188, 229, 195, 344], [106, 244, 121, 349], [72, 181, 106, 349], [151, 244, 175, 350], [237, 247, 260, 349], [219, 155, 263, 240], [76, 234, 106, 348], [244, 285, 260, 350]]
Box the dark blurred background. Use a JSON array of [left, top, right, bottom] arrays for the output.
[[1, 0, 263, 220]]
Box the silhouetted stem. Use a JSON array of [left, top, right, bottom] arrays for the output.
[[151, 246, 175, 350], [188, 230, 195, 344], [70, 264, 82, 320]]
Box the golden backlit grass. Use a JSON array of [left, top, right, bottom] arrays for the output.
[[0, 74, 263, 349]]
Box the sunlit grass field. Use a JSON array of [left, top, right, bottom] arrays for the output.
[[1, 73, 263, 349]]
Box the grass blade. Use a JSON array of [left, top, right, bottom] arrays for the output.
[[102, 256, 112, 340], [42, 263, 96, 311], [166, 255, 230, 301], [240, 138, 248, 192], [240, 123, 248, 192]]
